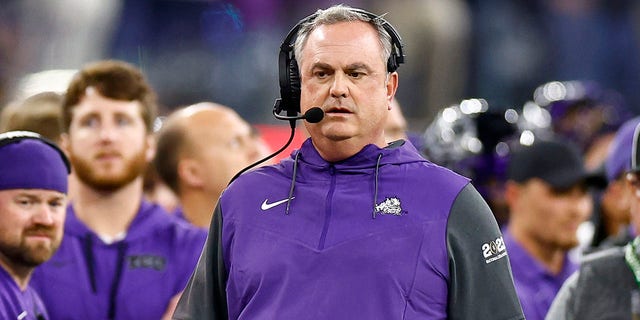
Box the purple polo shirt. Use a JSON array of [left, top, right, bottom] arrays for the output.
[[0, 266, 49, 320], [503, 228, 578, 320]]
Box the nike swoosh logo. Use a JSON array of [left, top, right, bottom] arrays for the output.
[[261, 197, 295, 210]]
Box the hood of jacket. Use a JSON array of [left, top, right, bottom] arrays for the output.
[[284, 138, 429, 174]]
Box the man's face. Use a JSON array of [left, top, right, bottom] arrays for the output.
[[298, 21, 397, 146], [0, 189, 66, 271], [510, 179, 592, 250], [182, 108, 261, 196], [601, 176, 632, 225], [64, 90, 152, 192]]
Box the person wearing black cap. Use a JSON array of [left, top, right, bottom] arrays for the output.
[[0, 131, 70, 320], [502, 137, 605, 320], [546, 122, 640, 319]]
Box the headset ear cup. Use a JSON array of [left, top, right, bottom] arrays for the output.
[[288, 58, 301, 114]]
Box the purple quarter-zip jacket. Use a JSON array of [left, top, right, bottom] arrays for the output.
[[30, 200, 207, 320], [174, 139, 524, 320]]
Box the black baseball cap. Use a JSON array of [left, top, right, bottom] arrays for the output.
[[507, 137, 606, 190]]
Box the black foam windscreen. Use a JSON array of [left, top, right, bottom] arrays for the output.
[[287, 58, 301, 116], [274, 7, 405, 118]]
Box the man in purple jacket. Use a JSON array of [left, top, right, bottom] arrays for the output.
[[0, 131, 70, 320], [30, 60, 207, 320], [174, 4, 524, 320]]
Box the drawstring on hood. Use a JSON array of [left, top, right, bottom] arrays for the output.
[[81, 232, 128, 319], [285, 151, 301, 215], [372, 153, 383, 219], [280, 139, 419, 219], [285, 148, 385, 219], [108, 241, 128, 320], [82, 234, 97, 293]]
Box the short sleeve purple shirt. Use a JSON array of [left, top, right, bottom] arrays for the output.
[[503, 228, 578, 320]]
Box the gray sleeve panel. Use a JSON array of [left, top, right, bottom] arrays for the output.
[[446, 183, 525, 320], [172, 204, 228, 320], [570, 248, 635, 319], [545, 271, 579, 320]]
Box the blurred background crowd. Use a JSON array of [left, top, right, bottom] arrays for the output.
[[2, 0, 639, 122]]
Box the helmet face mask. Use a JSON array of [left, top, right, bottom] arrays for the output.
[[422, 99, 520, 225]]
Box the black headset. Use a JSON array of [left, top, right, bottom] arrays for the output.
[[273, 7, 406, 118], [0, 131, 71, 173]]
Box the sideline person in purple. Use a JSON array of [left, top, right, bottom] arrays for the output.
[[30, 61, 207, 320], [0, 131, 70, 320], [503, 138, 605, 320], [173, 5, 524, 320]]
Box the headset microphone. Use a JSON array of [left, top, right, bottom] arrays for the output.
[[273, 106, 324, 124]]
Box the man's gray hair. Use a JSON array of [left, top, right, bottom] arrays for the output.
[[293, 5, 393, 71]]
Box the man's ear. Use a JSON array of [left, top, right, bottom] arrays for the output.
[[145, 134, 156, 163], [178, 158, 204, 189], [386, 72, 399, 106], [504, 180, 520, 209], [60, 133, 71, 157]]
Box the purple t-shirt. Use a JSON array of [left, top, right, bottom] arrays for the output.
[[503, 228, 578, 320], [0, 266, 49, 320]]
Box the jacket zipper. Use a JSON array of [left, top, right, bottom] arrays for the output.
[[318, 165, 336, 250]]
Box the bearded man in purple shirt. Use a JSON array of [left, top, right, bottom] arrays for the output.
[[173, 4, 524, 320], [30, 60, 207, 320], [0, 131, 70, 320]]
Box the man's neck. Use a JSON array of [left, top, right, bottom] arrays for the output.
[[73, 177, 144, 239], [509, 225, 567, 275], [0, 255, 32, 291], [180, 190, 218, 228], [312, 136, 386, 162]]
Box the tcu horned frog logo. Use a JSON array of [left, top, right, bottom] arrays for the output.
[[481, 236, 507, 264], [374, 197, 406, 216]]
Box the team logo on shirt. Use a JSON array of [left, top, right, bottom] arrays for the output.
[[127, 255, 166, 271], [481, 236, 507, 264], [375, 197, 406, 216]]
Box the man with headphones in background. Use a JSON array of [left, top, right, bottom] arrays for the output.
[[0, 131, 70, 320], [174, 4, 524, 319]]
